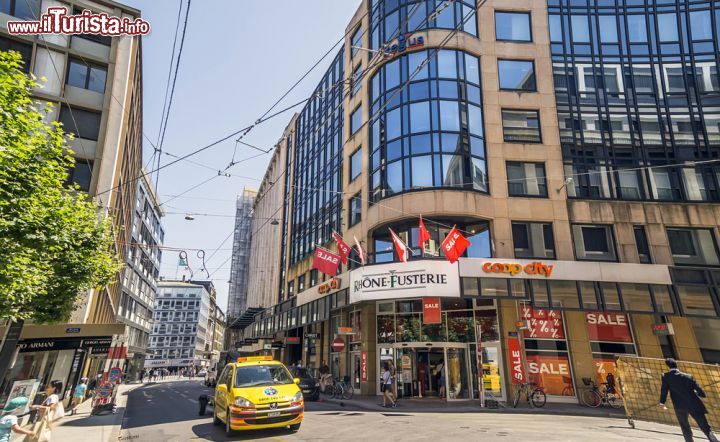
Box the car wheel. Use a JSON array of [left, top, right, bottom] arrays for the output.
[[225, 413, 234, 436], [289, 423, 301, 432], [213, 407, 222, 426]]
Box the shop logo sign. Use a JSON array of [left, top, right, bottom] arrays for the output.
[[383, 33, 425, 58], [482, 261, 554, 277], [318, 277, 341, 295], [353, 269, 447, 292]]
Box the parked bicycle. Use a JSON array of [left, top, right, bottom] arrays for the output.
[[512, 382, 546, 408], [580, 377, 622, 408], [320, 376, 354, 400]]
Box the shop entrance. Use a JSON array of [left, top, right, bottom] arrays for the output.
[[379, 344, 472, 400]]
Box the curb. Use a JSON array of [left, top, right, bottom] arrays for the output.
[[320, 397, 626, 419]]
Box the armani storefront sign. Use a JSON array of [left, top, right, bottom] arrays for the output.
[[349, 260, 460, 303]]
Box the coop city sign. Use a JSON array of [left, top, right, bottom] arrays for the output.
[[349, 260, 460, 303]]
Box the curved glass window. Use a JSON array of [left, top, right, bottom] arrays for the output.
[[548, 1, 720, 202], [371, 218, 491, 263], [370, 49, 487, 202], [370, 0, 477, 50]]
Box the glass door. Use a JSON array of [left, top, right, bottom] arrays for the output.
[[446, 347, 470, 399], [350, 351, 361, 393]]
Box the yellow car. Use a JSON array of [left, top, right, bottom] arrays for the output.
[[213, 356, 304, 435]]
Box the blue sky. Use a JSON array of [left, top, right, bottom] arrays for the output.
[[122, 1, 361, 311]]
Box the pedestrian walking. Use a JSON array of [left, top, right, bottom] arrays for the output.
[[27, 380, 64, 442], [139, 370, 145, 383], [659, 358, 719, 442], [381, 362, 396, 408], [70, 378, 87, 415], [436, 359, 446, 399], [0, 397, 36, 442]]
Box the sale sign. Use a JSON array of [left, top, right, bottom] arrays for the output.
[[422, 297, 442, 324], [526, 354, 573, 396], [312, 247, 341, 276], [585, 313, 632, 343], [361, 352, 368, 381], [507, 336, 526, 385], [522, 305, 565, 339]]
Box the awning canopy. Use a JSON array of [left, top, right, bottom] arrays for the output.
[[228, 308, 264, 330]]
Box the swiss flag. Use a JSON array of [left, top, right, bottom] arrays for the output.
[[389, 228, 409, 263], [332, 231, 351, 264], [418, 216, 431, 249], [312, 247, 341, 276], [441, 226, 470, 263]]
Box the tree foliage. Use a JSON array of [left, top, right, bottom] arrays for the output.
[[0, 51, 120, 323]]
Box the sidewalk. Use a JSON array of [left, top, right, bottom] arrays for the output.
[[12, 382, 143, 442], [320, 394, 627, 419]]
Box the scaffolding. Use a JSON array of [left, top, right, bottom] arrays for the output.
[[227, 188, 257, 321]]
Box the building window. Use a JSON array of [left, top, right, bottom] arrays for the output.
[[72, 8, 112, 46], [498, 60, 536, 91], [65, 161, 93, 192], [572, 224, 617, 262], [350, 106, 362, 135], [1, 0, 39, 20], [495, 11, 532, 42], [676, 286, 717, 317], [0, 37, 33, 72], [507, 162, 547, 197], [502, 109, 541, 143], [352, 65, 362, 96], [667, 228, 720, 266], [309, 269, 318, 288], [634, 226, 652, 264], [288, 281, 294, 298], [351, 26, 362, 58], [512, 222, 555, 259], [67, 59, 107, 93], [349, 193, 362, 226], [298, 275, 305, 292], [58, 106, 102, 141], [349, 148, 362, 182]]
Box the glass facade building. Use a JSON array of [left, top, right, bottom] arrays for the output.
[[237, 0, 720, 405]]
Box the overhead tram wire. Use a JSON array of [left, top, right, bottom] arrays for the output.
[[156, 0, 184, 147], [155, 0, 193, 189], [246, 1, 466, 239]]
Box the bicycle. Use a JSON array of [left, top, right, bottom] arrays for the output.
[[338, 376, 354, 400], [580, 378, 622, 408], [512, 382, 546, 408]]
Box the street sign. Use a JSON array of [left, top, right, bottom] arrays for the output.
[[331, 338, 345, 352], [108, 367, 123, 383], [97, 382, 113, 398], [263, 344, 272, 350], [304, 333, 319, 339], [65, 327, 81, 333]]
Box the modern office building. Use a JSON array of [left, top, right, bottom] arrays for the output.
[[230, 0, 720, 404], [117, 171, 164, 380], [146, 280, 215, 371], [0, 0, 143, 403]]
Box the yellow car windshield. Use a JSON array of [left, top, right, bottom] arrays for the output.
[[234, 365, 294, 388]]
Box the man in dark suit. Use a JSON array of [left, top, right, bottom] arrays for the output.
[[659, 358, 718, 442]]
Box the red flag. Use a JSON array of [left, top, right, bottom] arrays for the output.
[[418, 216, 431, 249], [353, 235, 366, 266], [332, 231, 351, 264], [441, 226, 470, 263], [312, 247, 341, 276], [389, 228, 409, 263]]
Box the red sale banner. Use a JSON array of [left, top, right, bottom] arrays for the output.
[[526, 354, 574, 396], [422, 297, 442, 324], [522, 305, 565, 339], [585, 313, 632, 342], [507, 336, 526, 385]]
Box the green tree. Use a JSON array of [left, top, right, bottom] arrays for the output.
[[0, 51, 120, 323]]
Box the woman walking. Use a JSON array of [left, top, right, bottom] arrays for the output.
[[381, 363, 396, 408], [27, 380, 64, 441]]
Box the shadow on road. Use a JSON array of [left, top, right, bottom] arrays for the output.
[[191, 422, 298, 441]]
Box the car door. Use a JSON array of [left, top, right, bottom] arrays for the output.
[[215, 366, 231, 421]]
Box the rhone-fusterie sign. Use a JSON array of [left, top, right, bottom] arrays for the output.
[[349, 260, 459, 303]]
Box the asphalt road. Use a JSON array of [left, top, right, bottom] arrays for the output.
[[118, 379, 689, 441]]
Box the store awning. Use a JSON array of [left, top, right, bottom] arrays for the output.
[[228, 308, 264, 330]]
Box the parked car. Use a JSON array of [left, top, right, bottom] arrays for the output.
[[197, 369, 207, 377], [290, 367, 319, 401]]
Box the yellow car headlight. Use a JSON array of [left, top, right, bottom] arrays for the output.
[[292, 391, 303, 403], [234, 396, 254, 407]]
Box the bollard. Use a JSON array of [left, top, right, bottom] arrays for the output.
[[198, 394, 208, 416]]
